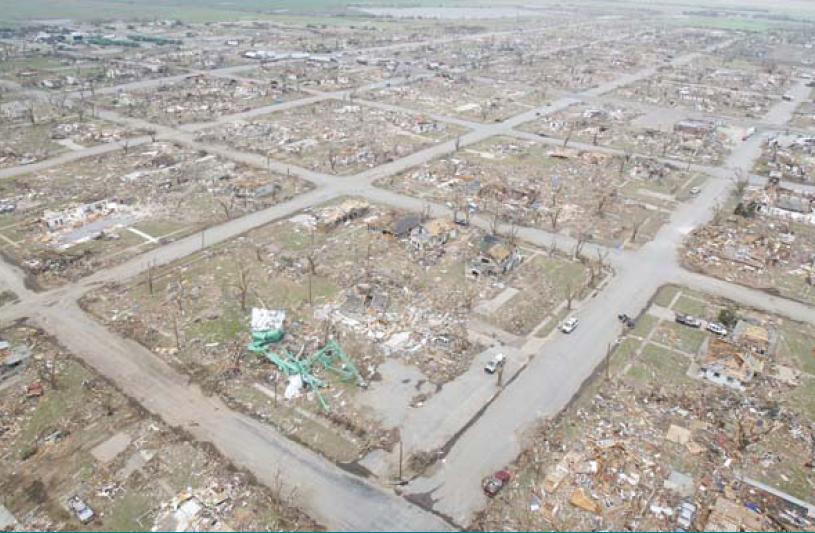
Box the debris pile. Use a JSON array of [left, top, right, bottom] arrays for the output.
[[195, 99, 458, 174], [474, 380, 815, 532], [0, 141, 307, 287], [684, 183, 815, 303], [105, 74, 298, 125]]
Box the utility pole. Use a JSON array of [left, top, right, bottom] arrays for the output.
[[308, 271, 313, 306], [173, 312, 181, 351], [605, 342, 612, 380], [398, 439, 403, 483]]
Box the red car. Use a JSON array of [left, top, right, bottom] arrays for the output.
[[482, 470, 511, 497]]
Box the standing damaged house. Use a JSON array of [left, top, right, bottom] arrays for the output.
[[751, 184, 815, 225], [699, 337, 763, 391], [761, 136, 815, 185], [697, 320, 776, 391], [468, 234, 522, 278], [410, 218, 457, 250]]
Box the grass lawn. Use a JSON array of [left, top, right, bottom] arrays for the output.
[[653, 285, 680, 308], [651, 321, 707, 355], [672, 294, 708, 317], [777, 324, 815, 376], [629, 313, 658, 338], [13, 360, 93, 458], [103, 493, 152, 532], [625, 342, 694, 387]]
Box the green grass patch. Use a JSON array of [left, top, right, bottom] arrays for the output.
[[652, 321, 707, 355], [102, 493, 153, 532], [672, 294, 707, 318], [629, 313, 658, 339], [777, 325, 815, 376], [13, 360, 93, 457], [609, 337, 641, 377], [788, 377, 815, 420], [625, 342, 694, 387], [653, 285, 680, 309]]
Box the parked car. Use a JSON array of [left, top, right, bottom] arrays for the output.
[[675, 314, 702, 328], [484, 353, 506, 374], [689, 186, 701, 196], [706, 322, 728, 336], [67, 496, 95, 524], [560, 317, 579, 333], [482, 470, 511, 497], [618, 313, 636, 328]]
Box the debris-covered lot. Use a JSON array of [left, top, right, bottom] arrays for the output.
[[379, 136, 705, 247], [81, 198, 594, 462], [0, 54, 177, 91], [99, 74, 303, 125], [0, 141, 308, 288], [0, 323, 318, 531], [684, 180, 815, 305], [474, 285, 815, 531], [519, 100, 739, 165], [363, 74, 548, 123], [0, 111, 139, 169], [754, 133, 815, 185], [609, 49, 792, 119], [195, 100, 464, 175], [790, 93, 815, 131], [252, 59, 403, 92]]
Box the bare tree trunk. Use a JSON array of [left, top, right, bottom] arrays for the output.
[[173, 312, 181, 351], [565, 283, 575, 311], [236, 266, 250, 312]]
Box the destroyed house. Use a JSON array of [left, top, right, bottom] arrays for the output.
[[700, 338, 762, 391], [732, 320, 772, 356], [410, 218, 457, 249], [414, 118, 442, 134], [228, 176, 281, 199], [469, 234, 521, 278], [704, 496, 767, 532], [315, 199, 369, 231], [674, 119, 715, 137], [775, 193, 813, 214], [368, 212, 422, 239], [43, 200, 116, 230]]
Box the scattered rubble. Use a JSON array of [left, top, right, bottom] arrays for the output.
[[0, 323, 318, 531], [196, 99, 463, 175], [0, 141, 308, 287], [684, 181, 815, 304], [101, 74, 303, 125], [382, 136, 703, 246], [473, 285, 815, 532]]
